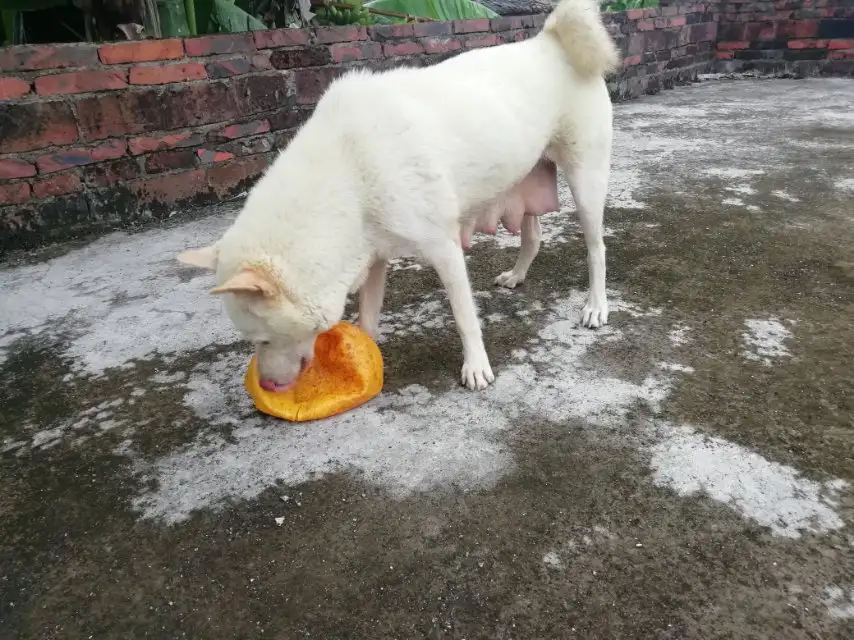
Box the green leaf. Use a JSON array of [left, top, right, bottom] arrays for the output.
[[364, 0, 498, 23], [196, 0, 267, 33], [158, 0, 191, 36]]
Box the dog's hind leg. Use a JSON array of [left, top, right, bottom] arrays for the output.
[[494, 215, 542, 289], [567, 160, 610, 328], [358, 259, 388, 339], [422, 239, 494, 390]]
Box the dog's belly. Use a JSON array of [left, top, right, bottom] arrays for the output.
[[460, 158, 559, 250]]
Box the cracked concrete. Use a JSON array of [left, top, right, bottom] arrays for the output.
[[1, 79, 854, 638]]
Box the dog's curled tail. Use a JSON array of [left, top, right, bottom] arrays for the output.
[[544, 0, 619, 79]]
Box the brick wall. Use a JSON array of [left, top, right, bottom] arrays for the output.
[[0, 19, 551, 253], [716, 0, 854, 75], [0, 2, 842, 253], [607, 3, 720, 100]]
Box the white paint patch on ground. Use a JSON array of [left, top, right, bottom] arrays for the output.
[[542, 551, 564, 570], [835, 177, 854, 193], [131, 287, 849, 536], [389, 257, 424, 272], [705, 168, 765, 180], [669, 324, 692, 346], [659, 362, 695, 374], [722, 197, 744, 206], [132, 291, 671, 523], [823, 585, 854, 619], [725, 184, 757, 196], [772, 190, 800, 203], [650, 424, 849, 538], [742, 318, 794, 366], [0, 213, 236, 373]]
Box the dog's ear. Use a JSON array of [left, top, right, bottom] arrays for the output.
[[210, 267, 278, 297], [177, 245, 219, 270]]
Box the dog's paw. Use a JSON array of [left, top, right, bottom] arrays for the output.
[[460, 357, 495, 391], [494, 270, 525, 289], [581, 299, 609, 329]]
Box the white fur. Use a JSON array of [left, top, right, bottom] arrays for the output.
[[178, 0, 617, 391]]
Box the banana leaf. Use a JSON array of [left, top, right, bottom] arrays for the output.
[[159, 0, 191, 36], [195, 0, 267, 33], [365, 0, 498, 24]]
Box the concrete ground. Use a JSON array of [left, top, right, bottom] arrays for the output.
[[2, 78, 854, 639]]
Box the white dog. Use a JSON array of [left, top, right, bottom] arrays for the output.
[[178, 0, 618, 392]]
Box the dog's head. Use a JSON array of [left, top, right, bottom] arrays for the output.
[[177, 245, 337, 392]]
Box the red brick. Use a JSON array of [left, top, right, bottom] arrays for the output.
[[829, 39, 854, 49], [205, 57, 252, 78], [294, 67, 344, 105], [453, 19, 490, 34], [314, 26, 368, 44], [0, 102, 78, 153], [204, 154, 271, 197], [77, 74, 289, 140], [0, 159, 37, 179], [209, 120, 271, 142], [37, 139, 127, 174], [623, 54, 643, 66], [788, 39, 828, 48], [251, 52, 273, 70], [0, 43, 98, 71], [830, 49, 854, 59], [0, 77, 31, 99], [413, 22, 453, 37], [637, 19, 657, 31], [465, 34, 501, 49], [0, 182, 30, 205], [715, 51, 736, 60], [145, 149, 197, 174], [34, 69, 127, 96], [268, 110, 309, 131], [270, 46, 331, 69], [128, 131, 204, 155], [99, 39, 183, 64], [368, 24, 415, 40], [423, 38, 463, 55], [184, 33, 254, 57], [382, 41, 425, 56], [490, 17, 524, 32], [32, 172, 81, 199], [196, 148, 235, 164], [329, 42, 383, 63], [253, 28, 311, 49], [82, 157, 141, 187], [626, 9, 646, 20], [777, 19, 818, 39], [217, 135, 274, 157], [668, 16, 688, 28], [129, 62, 207, 85], [718, 40, 751, 49], [130, 168, 206, 205]]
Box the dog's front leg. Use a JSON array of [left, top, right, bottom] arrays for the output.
[[423, 240, 494, 391], [358, 259, 388, 340]]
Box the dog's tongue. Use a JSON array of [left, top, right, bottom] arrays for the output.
[[260, 379, 296, 393]]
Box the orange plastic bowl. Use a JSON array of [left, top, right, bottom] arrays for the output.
[[244, 321, 383, 422]]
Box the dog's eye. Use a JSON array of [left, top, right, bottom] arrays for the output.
[[256, 340, 270, 346]]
